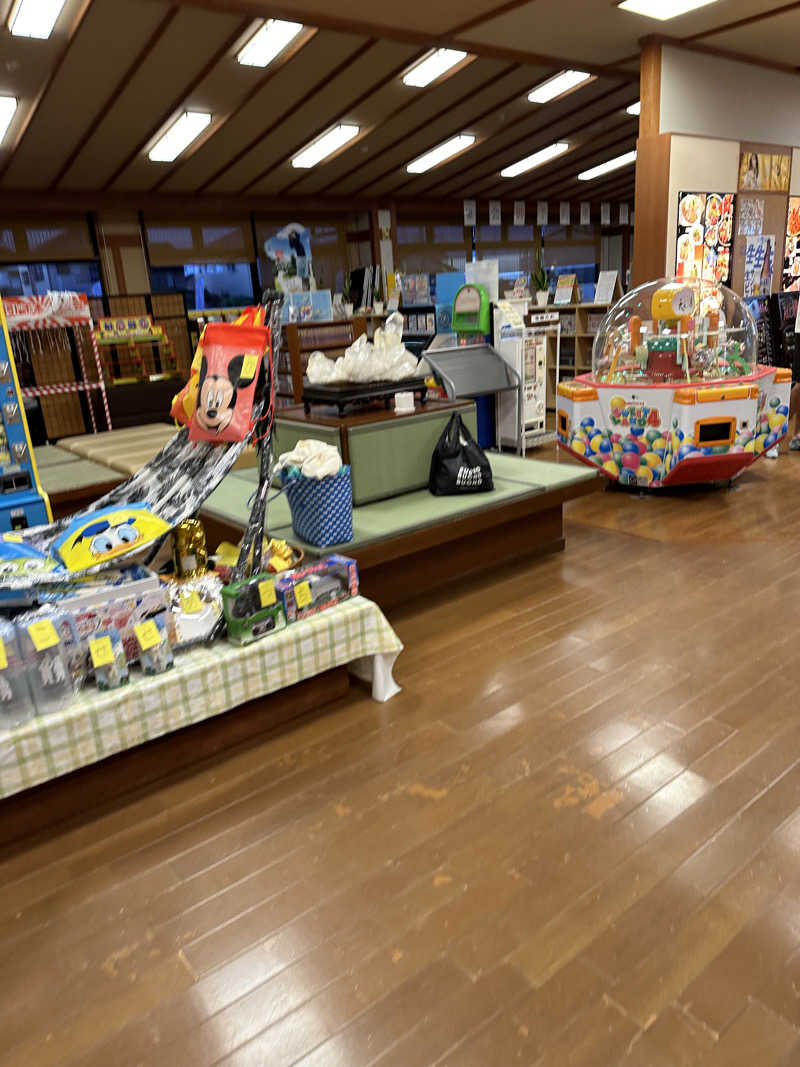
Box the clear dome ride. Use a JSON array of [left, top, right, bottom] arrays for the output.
[[556, 278, 791, 488]]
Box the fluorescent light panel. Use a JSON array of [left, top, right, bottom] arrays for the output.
[[149, 111, 212, 163], [237, 19, 304, 67], [618, 0, 718, 19], [627, 100, 641, 116], [0, 97, 17, 144], [407, 134, 475, 174], [291, 124, 359, 168], [501, 142, 569, 179], [578, 149, 637, 181], [402, 48, 467, 87], [528, 69, 591, 104], [9, 0, 67, 38]]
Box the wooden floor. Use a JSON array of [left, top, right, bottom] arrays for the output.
[[5, 450, 800, 1065]]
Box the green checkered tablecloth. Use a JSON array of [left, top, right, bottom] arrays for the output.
[[0, 596, 402, 800]]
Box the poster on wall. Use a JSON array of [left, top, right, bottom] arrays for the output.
[[264, 222, 312, 292], [782, 197, 800, 291], [743, 235, 775, 298], [737, 198, 764, 237], [675, 191, 735, 285], [738, 150, 791, 192]]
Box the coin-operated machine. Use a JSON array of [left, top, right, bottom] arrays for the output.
[[0, 299, 51, 531]]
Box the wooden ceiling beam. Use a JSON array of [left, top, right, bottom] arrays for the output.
[[198, 37, 375, 192], [51, 6, 181, 190], [101, 13, 254, 191], [265, 45, 435, 196], [414, 85, 636, 198], [150, 26, 318, 193], [0, 0, 96, 182], [173, 0, 640, 80], [314, 61, 522, 196]]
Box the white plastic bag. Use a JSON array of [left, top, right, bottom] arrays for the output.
[[274, 439, 343, 479]]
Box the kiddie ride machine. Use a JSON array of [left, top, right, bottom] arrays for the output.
[[556, 278, 792, 488]]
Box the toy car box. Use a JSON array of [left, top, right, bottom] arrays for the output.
[[221, 573, 287, 646], [276, 554, 359, 623]]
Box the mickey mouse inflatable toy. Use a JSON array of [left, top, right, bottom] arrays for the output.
[[195, 353, 257, 436]]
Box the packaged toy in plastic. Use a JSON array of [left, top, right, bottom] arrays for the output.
[[89, 627, 129, 691], [276, 554, 359, 623], [48, 609, 87, 691], [16, 612, 74, 717], [133, 613, 174, 676], [221, 572, 286, 646], [166, 574, 223, 647], [0, 618, 36, 731]]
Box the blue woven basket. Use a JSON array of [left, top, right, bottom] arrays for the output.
[[284, 466, 353, 547]]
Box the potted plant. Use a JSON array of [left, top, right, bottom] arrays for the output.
[[532, 248, 549, 307]]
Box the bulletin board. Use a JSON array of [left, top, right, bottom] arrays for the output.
[[730, 141, 791, 298]]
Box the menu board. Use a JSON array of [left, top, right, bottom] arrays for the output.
[[782, 196, 800, 292], [675, 191, 735, 285]]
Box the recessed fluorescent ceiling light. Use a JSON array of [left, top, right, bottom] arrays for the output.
[[528, 69, 591, 104], [627, 100, 641, 116], [578, 149, 637, 181], [402, 48, 467, 87], [407, 134, 475, 174], [9, 0, 67, 38], [501, 142, 569, 178], [149, 111, 212, 163], [618, 0, 718, 19], [0, 97, 17, 143], [291, 124, 360, 168], [237, 19, 304, 67]]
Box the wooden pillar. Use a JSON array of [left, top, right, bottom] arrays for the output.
[[632, 40, 672, 286]]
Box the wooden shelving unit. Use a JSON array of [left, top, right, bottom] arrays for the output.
[[283, 317, 368, 404], [532, 302, 614, 408]]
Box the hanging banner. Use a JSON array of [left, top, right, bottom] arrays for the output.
[[559, 202, 570, 225], [489, 200, 502, 226], [4, 291, 92, 330], [537, 201, 548, 225], [744, 234, 776, 298], [600, 202, 611, 226], [580, 203, 590, 226], [513, 201, 526, 226], [463, 199, 476, 226], [619, 203, 630, 225]]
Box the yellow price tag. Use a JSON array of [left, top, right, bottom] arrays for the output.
[[0, 638, 7, 671], [180, 591, 203, 614], [89, 636, 115, 669], [134, 620, 161, 652], [294, 581, 312, 609], [258, 580, 276, 607], [27, 619, 60, 652], [240, 353, 259, 380], [269, 556, 291, 573]]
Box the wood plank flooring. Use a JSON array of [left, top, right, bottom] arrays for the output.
[[4, 450, 800, 1064]]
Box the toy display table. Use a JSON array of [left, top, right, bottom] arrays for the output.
[[0, 597, 402, 801], [275, 399, 476, 505]]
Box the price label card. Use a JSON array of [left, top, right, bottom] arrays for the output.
[[294, 581, 312, 609], [27, 619, 59, 651], [0, 638, 7, 671], [134, 620, 161, 652], [270, 556, 291, 573], [241, 353, 259, 379], [89, 636, 114, 669], [258, 580, 276, 608], [180, 591, 203, 614]]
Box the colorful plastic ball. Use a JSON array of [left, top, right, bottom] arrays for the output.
[[672, 417, 679, 428], [602, 460, 620, 476], [768, 412, 786, 430], [764, 432, 778, 449], [642, 451, 660, 468], [735, 433, 752, 447], [769, 396, 780, 408], [571, 439, 586, 455], [622, 439, 640, 453], [621, 451, 639, 470], [778, 404, 789, 416], [651, 464, 665, 480], [744, 439, 756, 453], [754, 436, 766, 454], [636, 440, 647, 456], [580, 417, 595, 428], [711, 445, 729, 455], [630, 426, 644, 437], [611, 396, 626, 410], [611, 433, 622, 444], [678, 444, 695, 459], [701, 447, 713, 456], [636, 466, 653, 484], [619, 469, 638, 485], [652, 436, 666, 451], [674, 428, 684, 442], [598, 438, 612, 454]]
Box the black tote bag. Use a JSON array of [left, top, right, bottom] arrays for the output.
[[428, 412, 494, 496]]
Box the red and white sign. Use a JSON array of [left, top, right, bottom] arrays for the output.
[[3, 291, 92, 330]]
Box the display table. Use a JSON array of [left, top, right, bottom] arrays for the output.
[[275, 399, 477, 505], [0, 597, 402, 801]]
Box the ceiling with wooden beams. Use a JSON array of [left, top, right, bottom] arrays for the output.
[[0, 0, 797, 213]]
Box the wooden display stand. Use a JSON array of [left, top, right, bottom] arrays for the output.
[[533, 300, 619, 407]]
